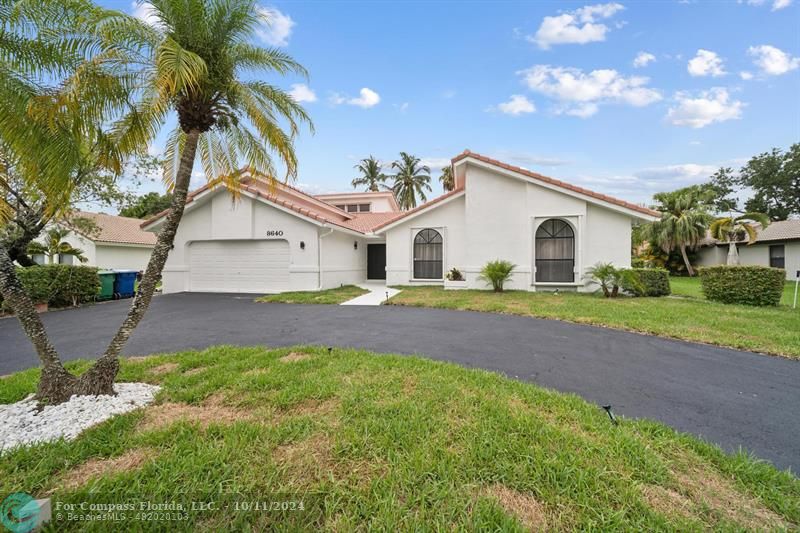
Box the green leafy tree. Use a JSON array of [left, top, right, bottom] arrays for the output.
[[439, 165, 454, 192], [390, 152, 431, 210], [709, 212, 770, 265], [27, 228, 87, 264], [740, 144, 799, 220], [1, 0, 312, 404], [643, 190, 712, 277], [478, 260, 515, 292], [351, 156, 386, 192], [119, 192, 173, 219]]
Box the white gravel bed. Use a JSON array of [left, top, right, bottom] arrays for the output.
[[0, 382, 160, 453]]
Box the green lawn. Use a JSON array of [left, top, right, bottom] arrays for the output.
[[671, 276, 798, 306], [1, 346, 797, 531], [256, 285, 368, 305], [387, 286, 800, 359]]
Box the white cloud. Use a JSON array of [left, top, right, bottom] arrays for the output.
[[255, 6, 295, 47], [747, 44, 800, 75], [330, 88, 381, 108], [666, 88, 745, 128], [493, 95, 536, 115], [687, 49, 726, 77], [347, 87, 380, 108], [288, 84, 316, 103], [529, 3, 625, 49], [739, 71, 754, 80], [492, 151, 570, 167], [772, 0, 792, 9], [635, 163, 718, 182], [130, 1, 160, 27], [633, 51, 656, 68], [394, 102, 410, 112], [518, 65, 661, 117], [419, 157, 452, 169]]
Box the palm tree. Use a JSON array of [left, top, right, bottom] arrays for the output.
[[710, 212, 770, 265], [643, 190, 711, 276], [390, 152, 431, 210], [27, 228, 87, 264], [439, 165, 454, 192], [1, 0, 312, 403], [352, 156, 386, 192]]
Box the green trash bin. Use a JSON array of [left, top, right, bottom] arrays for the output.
[[98, 270, 115, 301]]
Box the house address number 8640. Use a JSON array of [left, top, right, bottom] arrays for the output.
[[266, 230, 284, 237]]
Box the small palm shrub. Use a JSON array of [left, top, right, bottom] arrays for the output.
[[586, 262, 643, 298], [478, 260, 515, 292]]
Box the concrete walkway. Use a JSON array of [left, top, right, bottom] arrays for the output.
[[340, 282, 401, 305]]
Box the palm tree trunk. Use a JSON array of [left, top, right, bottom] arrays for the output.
[[75, 130, 201, 396], [679, 244, 695, 277], [0, 246, 78, 403]]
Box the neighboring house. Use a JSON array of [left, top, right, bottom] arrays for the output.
[[697, 219, 800, 280], [142, 150, 658, 294], [35, 211, 156, 270]]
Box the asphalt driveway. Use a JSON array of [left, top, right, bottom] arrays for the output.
[[1, 292, 798, 472]]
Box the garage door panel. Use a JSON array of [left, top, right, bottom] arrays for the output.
[[189, 240, 289, 293]]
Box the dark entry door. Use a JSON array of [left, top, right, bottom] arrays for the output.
[[367, 244, 386, 280]]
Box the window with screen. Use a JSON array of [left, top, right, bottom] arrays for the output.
[[535, 219, 575, 282], [413, 229, 443, 279]]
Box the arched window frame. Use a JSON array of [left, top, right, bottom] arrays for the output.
[[412, 228, 444, 280], [534, 218, 576, 283]]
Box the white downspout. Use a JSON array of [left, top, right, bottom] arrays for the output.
[[318, 226, 334, 290]]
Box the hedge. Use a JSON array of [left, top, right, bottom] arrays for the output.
[[698, 265, 785, 306], [1, 265, 100, 311], [623, 268, 671, 297]]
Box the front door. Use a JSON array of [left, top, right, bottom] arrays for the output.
[[367, 244, 386, 280]]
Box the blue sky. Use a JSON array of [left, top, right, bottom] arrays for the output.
[[103, 0, 800, 206]]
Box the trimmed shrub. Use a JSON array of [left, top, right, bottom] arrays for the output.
[[1, 265, 100, 311], [699, 265, 785, 306], [624, 268, 671, 297]]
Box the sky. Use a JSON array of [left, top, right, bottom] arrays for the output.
[[100, 0, 800, 207]]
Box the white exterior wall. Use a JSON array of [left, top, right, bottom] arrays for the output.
[[94, 244, 152, 270], [696, 245, 727, 267], [159, 190, 366, 294], [384, 196, 465, 286]]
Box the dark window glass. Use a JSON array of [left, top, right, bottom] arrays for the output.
[[413, 229, 443, 279], [335, 204, 346, 210], [769, 245, 785, 269], [346, 204, 358, 213], [535, 219, 575, 282], [358, 203, 371, 212]]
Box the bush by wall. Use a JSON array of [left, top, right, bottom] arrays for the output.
[[1, 265, 100, 311], [698, 265, 785, 306], [623, 268, 671, 297]]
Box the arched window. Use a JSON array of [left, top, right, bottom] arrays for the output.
[[535, 219, 574, 282], [413, 229, 443, 279]]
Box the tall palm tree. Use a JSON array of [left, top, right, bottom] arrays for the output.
[[439, 165, 454, 192], [351, 155, 386, 192], [643, 190, 712, 276], [710, 212, 770, 265], [390, 152, 431, 210], [27, 228, 87, 264], [1, 0, 312, 403]]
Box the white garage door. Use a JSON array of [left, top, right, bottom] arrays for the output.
[[189, 240, 290, 293]]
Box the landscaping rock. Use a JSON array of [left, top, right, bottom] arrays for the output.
[[0, 383, 160, 453]]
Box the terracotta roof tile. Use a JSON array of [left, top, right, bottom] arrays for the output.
[[451, 150, 659, 218], [73, 211, 156, 245]]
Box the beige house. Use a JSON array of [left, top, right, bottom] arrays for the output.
[[696, 219, 800, 280], [36, 212, 156, 271]]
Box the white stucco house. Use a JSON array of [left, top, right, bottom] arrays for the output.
[[142, 150, 659, 294], [696, 219, 800, 280], [36, 211, 156, 270]]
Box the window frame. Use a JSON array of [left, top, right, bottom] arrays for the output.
[[534, 218, 576, 284], [411, 227, 445, 281], [769, 244, 785, 269]]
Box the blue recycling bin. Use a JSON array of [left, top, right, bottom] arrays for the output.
[[113, 270, 138, 299]]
